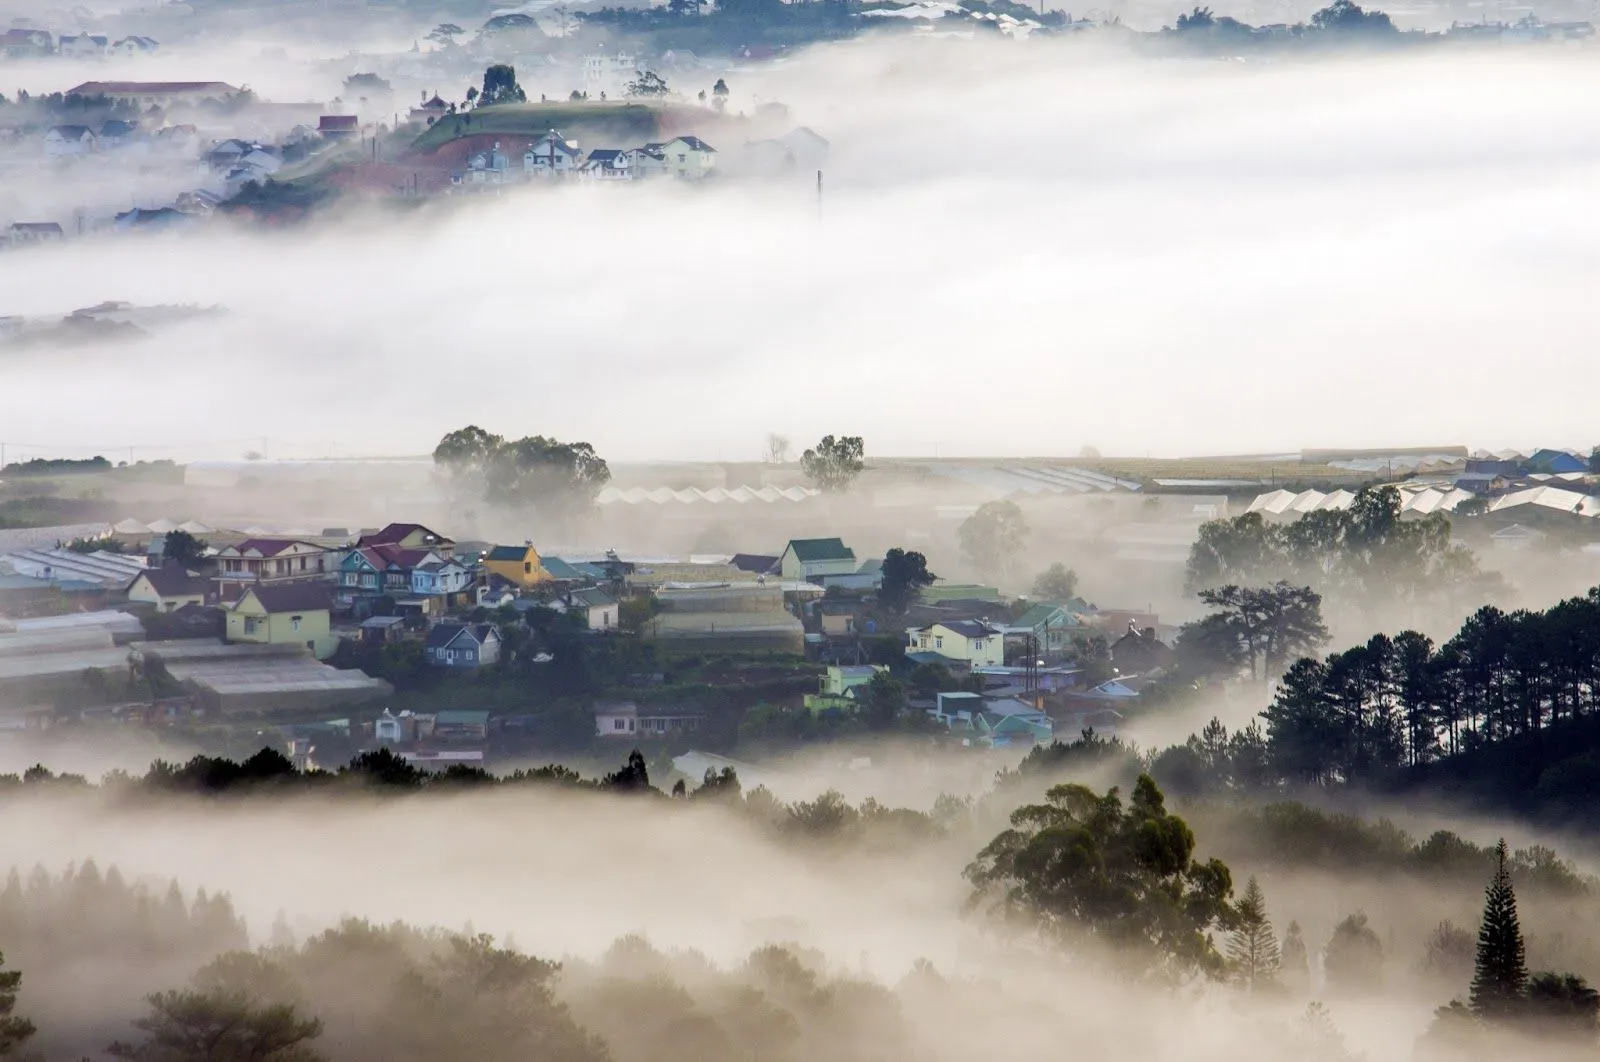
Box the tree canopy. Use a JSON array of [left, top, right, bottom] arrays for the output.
[[878, 547, 936, 614], [958, 500, 1029, 583], [0, 950, 33, 1057], [432, 426, 610, 521], [477, 64, 527, 106], [964, 774, 1235, 981], [800, 435, 865, 493], [1030, 563, 1079, 602]]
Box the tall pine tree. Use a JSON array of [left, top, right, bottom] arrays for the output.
[[0, 950, 35, 1056], [1227, 876, 1281, 991], [1469, 838, 1528, 1021]]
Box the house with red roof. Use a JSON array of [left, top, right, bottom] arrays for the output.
[[355, 523, 455, 558], [337, 541, 471, 617]]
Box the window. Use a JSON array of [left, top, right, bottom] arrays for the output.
[[973, 639, 985, 650], [934, 636, 943, 649], [524, 562, 532, 574], [614, 718, 625, 731], [291, 616, 302, 631]]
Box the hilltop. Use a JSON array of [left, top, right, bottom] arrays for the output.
[[407, 100, 740, 157]]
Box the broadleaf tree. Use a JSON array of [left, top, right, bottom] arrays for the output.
[[800, 435, 865, 493]]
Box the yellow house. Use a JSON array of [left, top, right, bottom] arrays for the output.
[[484, 543, 545, 588], [127, 567, 209, 612], [226, 584, 337, 659], [906, 620, 1005, 667]]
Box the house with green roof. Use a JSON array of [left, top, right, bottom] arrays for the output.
[[1011, 601, 1086, 653], [780, 537, 857, 582]]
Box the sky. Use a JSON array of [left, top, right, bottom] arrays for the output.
[[2, 39, 1599, 464]]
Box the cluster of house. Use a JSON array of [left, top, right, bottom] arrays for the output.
[[3, 82, 369, 245], [0, 26, 158, 59], [458, 129, 719, 186], [107, 524, 626, 667]]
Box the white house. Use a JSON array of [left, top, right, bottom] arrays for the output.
[[580, 50, 637, 97], [412, 557, 471, 596], [44, 125, 97, 159], [580, 148, 632, 180], [626, 144, 667, 177], [524, 130, 580, 175], [906, 620, 1006, 667], [112, 35, 159, 55], [658, 135, 717, 179], [779, 538, 857, 582], [58, 34, 108, 57], [551, 586, 620, 630]]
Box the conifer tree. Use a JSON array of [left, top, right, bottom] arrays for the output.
[[1281, 920, 1310, 992], [0, 951, 36, 1056], [1227, 876, 1281, 991], [1469, 838, 1528, 1021]]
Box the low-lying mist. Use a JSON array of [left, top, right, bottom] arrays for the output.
[[4, 40, 1599, 462], [4, 751, 1600, 1061]]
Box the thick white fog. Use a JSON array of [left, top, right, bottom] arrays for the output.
[[3, 41, 1598, 462]]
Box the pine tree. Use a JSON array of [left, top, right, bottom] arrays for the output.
[[1469, 838, 1528, 1021], [0, 950, 36, 1056], [1227, 876, 1281, 991], [1282, 920, 1310, 992]]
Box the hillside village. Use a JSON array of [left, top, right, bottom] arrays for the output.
[[0, 510, 1168, 774], [8, 441, 1600, 777]]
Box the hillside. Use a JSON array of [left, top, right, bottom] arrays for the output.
[[409, 101, 686, 155]]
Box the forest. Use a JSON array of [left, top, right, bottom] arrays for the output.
[[3, 743, 1600, 1060]]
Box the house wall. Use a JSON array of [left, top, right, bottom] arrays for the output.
[[908, 624, 1003, 667], [486, 552, 544, 587], [662, 140, 715, 178], [596, 710, 636, 736], [128, 576, 204, 613], [780, 549, 857, 581], [226, 599, 336, 659], [586, 602, 619, 631]]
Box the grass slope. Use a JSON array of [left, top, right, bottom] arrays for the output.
[[409, 101, 672, 154]]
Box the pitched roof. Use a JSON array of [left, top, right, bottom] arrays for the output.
[[48, 124, 95, 138], [9, 222, 63, 234], [224, 538, 324, 557], [539, 556, 589, 581], [730, 553, 779, 574], [940, 620, 1000, 639], [486, 544, 534, 562], [586, 148, 625, 163], [785, 538, 855, 563], [239, 583, 332, 613], [132, 567, 208, 597], [670, 135, 717, 152], [357, 523, 452, 548], [424, 622, 499, 650], [352, 545, 433, 570], [569, 587, 615, 608]]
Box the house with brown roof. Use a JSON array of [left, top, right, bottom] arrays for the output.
[[213, 538, 336, 597], [355, 523, 455, 558], [225, 583, 336, 658], [127, 567, 210, 612]]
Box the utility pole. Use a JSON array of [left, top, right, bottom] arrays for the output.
[[816, 169, 823, 220]]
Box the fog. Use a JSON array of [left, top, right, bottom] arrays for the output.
[[4, 40, 1600, 462], [1, 769, 1598, 1061]]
